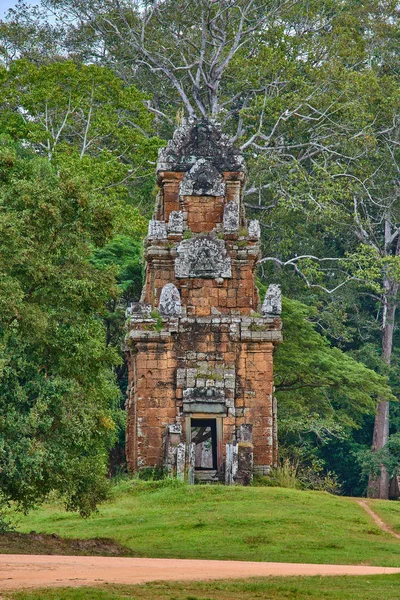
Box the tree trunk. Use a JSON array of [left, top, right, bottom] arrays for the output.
[[367, 288, 397, 499]]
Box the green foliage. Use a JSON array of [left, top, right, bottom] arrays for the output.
[[0, 59, 164, 215], [133, 466, 167, 482], [148, 309, 163, 332], [2, 0, 400, 496], [253, 460, 300, 490], [254, 459, 342, 495], [0, 60, 160, 482], [0, 137, 121, 516], [271, 297, 395, 492], [275, 298, 393, 438], [358, 433, 400, 480]]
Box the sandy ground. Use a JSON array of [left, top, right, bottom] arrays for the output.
[[0, 555, 400, 591]]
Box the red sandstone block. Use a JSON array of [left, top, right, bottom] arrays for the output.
[[218, 295, 227, 307], [196, 307, 211, 317], [209, 288, 219, 299], [237, 297, 250, 308]]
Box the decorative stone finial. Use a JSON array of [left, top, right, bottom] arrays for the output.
[[168, 211, 184, 233], [148, 219, 167, 240], [262, 284, 282, 316], [159, 283, 182, 316], [248, 220, 261, 240], [223, 201, 240, 232], [125, 302, 151, 318]]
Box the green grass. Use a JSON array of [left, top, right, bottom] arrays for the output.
[[15, 480, 400, 567], [367, 498, 400, 534], [7, 576, 400, 600]]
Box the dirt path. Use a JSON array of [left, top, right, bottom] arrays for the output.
[[356, 499, 400, 540], [0, 555, 399, 591]]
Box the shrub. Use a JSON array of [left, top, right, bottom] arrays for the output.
[[253, 459, 342, 494]]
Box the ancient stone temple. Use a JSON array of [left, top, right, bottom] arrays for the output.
[[125, 119, 282, 483]]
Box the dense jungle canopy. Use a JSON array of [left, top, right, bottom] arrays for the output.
[[0, 0, 400, 510]]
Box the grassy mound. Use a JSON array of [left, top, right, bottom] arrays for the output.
[[15, 481, 400, 566]]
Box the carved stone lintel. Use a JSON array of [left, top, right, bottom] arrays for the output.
[[262, 284, 282, 316]]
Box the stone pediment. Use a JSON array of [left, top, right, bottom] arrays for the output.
[[157, 119, 244, 173], [179, 159, 225, 196], [175, 235, 231, 279]]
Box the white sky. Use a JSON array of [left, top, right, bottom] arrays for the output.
[[0, 0, 39, 19]]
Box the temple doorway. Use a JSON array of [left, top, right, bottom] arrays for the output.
[[191, 418, 217, 470]]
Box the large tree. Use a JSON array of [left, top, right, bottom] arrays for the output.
[[0, 137, 124, 516]]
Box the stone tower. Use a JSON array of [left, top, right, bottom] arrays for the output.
[[125, 120, 282, 483]]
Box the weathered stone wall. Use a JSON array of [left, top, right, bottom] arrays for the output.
[[126, 334, 176, 469], [126, 318, 280, 471], [125, 119, 282, 481]]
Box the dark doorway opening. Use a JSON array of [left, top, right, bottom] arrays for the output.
[[191, 418, 217, 470]]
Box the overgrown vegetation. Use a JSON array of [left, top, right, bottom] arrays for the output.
[[253, 459, 342, 495]]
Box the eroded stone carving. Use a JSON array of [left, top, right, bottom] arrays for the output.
[[175, 235, 231, 278], [148, 219, 167, 240], [183, 387, 226, 414], [167, 423, 182, 434], [159, 283, 182, 316], [223, 201, 239, 231], [183, 387, 225, 401], [157, 118, 245, 173], [168, 210, 184, 233], [125, 302, 151, 318], [248, 219, 261, 240], [262, 284, 282, 316], [180, 159, 225, 196]]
